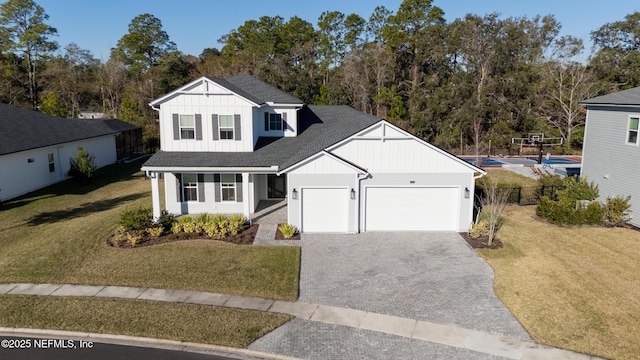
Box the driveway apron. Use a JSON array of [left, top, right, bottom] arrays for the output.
[[297, 232, 530, 340]]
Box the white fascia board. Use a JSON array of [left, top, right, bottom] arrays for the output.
[[141, 165, 278, 173], [265, 102, 304, 107], [149, 77, 260, 107], [277, 150, 368, 175], [326, 120, 487, 175]]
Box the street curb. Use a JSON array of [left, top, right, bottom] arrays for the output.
[[0, 327, 303, 360]]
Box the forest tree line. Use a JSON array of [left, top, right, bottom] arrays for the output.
[[1, 0, 640, 154]]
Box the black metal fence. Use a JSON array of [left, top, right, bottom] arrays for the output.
[[475, 185, 560, 206]]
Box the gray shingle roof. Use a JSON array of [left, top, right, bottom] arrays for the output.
[[142, 105, 383, 170], [581, 87, 640, 106], [225, 74, 303, 104], [0, 103, 119, 156], [78, 118, 140, 133]]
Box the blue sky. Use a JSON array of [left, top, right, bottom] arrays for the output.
[[38, 0, 638, 61]]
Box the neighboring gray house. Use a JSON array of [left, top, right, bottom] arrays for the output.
[[581, 87, 640, 227], [0, 103, 119, 201], [142, 75, 485, 233]]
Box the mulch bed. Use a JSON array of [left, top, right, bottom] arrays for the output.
[[459, 232, 503, 249], [274, 224, 301, 240], [109, 224, 259, 248]]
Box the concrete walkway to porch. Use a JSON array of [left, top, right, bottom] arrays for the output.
[[251, 200, 298, 246]]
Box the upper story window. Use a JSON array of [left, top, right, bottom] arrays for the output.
[[264, 112, 286, 132], [219, 115, 234, 140], [628, 116, 639, 145], [173, 114, 202, 141], [180, 115, 195, 139]]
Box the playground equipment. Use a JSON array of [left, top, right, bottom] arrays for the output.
[[511, 133, 564, 164]]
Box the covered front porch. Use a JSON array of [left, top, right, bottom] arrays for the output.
[[145, 170, 288, 222]]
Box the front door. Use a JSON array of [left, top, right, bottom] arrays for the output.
[[267, 174, 286, 199]]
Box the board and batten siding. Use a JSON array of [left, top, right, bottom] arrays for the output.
[[0, 135, 116, 201], [329, 123, 473, 173], [582, 105, 640, 227], [159, 80, 254, 152]]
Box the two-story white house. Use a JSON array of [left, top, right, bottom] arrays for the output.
[[141, 74, 484, 233]]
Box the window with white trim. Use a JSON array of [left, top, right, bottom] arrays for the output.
[[180, 115, 195, 139], [628, 116, 639, 145], [269, 113, 282, 131], [182, 174, 198, 201], [219, 115, 234, 139], [48, 153, 55, 172], [221, 174, 236, 201]]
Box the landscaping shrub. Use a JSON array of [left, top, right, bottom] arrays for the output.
[[146, 226, 164, 237], [158, 212, 177, 232], [172, 215, 194, 234], [194, 213, 214, 233], [126, 231, 142, 247], [119, 207, 153, 231], [68, 147, 97, 185], [278, 224, 297, 239], [212, 214, 229, 236], [604, 196, 632, 225], [228, 214, 246, 235], [469, 219, 490, 238], [536, 175, 603, 226]]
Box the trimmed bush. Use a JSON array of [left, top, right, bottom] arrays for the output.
[[119, 207, 153, 231], [604, 196, 632, 225], [278, 224, 296, 239], [536, 175, 602, 226]]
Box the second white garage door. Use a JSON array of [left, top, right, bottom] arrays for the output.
[[365, 187, 459, 231], [301, 187, 349, 233]]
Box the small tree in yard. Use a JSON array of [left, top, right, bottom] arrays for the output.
[[477, 180, 513, 246], [68, 147, 96, 185]]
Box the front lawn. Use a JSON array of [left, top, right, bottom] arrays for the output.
[[0, 295, 292, 348], [479, 205, 640, 360], [0, 160, 300, 300]]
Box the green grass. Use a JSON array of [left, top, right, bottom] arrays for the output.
[[483, 168, 538, 186], [478, 205, 640, 360], [0, 160, 300, 300], [0, 295, 292, 347]]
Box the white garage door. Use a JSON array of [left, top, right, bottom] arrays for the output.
[[365, 187, 459, 231], [301, 188, 349, 233]]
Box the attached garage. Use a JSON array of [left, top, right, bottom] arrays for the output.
[[364, 187, 460, 231], [301, 187, 349, 232]]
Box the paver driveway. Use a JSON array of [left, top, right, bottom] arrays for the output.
[[299, 231, 530, 339]]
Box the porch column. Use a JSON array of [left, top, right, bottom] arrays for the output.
[[242, 172, 250, 220], [150, 172, 161, 221]]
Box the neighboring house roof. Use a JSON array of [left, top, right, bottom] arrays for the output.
[[225, 74, 303, 105], [78, 118, 140, 133], [581, 87, 640, 106], [0, 103, 118, 156], [142, 105, 382, 170]]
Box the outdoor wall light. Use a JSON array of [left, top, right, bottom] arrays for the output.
[[292, 188, 298, 200], [350, 188, 356, 200], [464, 187, 470, 199]]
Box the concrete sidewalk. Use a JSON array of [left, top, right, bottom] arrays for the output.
[[0, 283, 600, 360]]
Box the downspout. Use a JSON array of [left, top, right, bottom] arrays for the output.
[[356, 172, 370, 233]]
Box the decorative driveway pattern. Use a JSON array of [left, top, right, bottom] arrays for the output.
[[297, 232, 530, 340], [249, 319, 512, 360]]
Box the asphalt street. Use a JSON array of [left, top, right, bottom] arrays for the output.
[[0, 337, 257, 360]]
